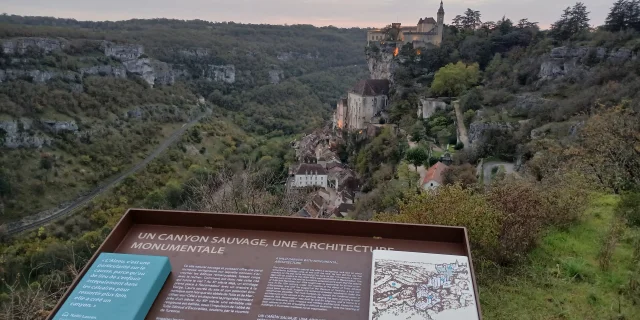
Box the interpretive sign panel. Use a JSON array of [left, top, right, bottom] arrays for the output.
[[369, 250, 478, 320], [48, 209, 481, 320], [52, 253, 171, 320]]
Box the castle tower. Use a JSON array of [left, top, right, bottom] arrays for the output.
[[437, 1, 445, 45]]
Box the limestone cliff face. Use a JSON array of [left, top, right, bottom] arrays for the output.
[[0, 69, 78, 83], [151, 60, 176, 86], [0, 38, 245, 87], [177, 48, 210, 58], [102, 41, 177, 86], [1, 38, 67, 55], [367, 51, 396, 81], [80, 65, 127, 78], [468, 122, 515, 145], [103, 42, 144, 61], [41, 120, 78, 134], [122, 58, 156, 85], [206, 65, 236, 84], [539, 46, 637, 81], [0, 119, 52, 149]]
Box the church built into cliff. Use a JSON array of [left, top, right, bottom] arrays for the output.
[[367, 1, 445, 48]]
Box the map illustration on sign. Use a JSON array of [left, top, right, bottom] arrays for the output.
[[369, 250, 478, 320]]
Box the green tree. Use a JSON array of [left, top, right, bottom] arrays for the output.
[[397, 161, 420, 190], [453, 9, 482, 30], [605, 0, 640, 32], [165, 181, 184, 208], [406, 147, 429, 171], [431, 62, 480, 98], [410, 121, 426, 142], [569, 106, 640, 192], [550, 2, 591, 41]]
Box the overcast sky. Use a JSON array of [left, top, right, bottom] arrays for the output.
[[1, 0, 612, 29]]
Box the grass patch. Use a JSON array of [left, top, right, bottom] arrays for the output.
[[479, 194, 640, 319]]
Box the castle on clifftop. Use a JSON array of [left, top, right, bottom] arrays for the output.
[[367, 1, 445, 47]]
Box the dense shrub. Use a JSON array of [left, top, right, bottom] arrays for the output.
[[616, 191, 640, 227], [375, 184, 502, 261], [487, 177, 548, 264], [375, 171, 590, 265]]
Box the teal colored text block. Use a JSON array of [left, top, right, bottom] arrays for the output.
[[53, 253, 171, 320]]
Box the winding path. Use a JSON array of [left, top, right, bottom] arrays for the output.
[[5, 112, 208, 235]]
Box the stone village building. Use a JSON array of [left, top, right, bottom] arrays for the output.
[[293, 163, 328, 189], [422, 161, 449, 190], [367, 1, 445, 48], [334, 79, 390, 131]]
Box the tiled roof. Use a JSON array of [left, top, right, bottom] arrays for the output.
[[326, 162, 342, 170], [295, 163, 327, 175], [421, 162, 449, 186], [419, 17, 437, 24], [312, 195, 325, 208]]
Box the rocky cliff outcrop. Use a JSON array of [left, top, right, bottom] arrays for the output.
[[2, 38, 67, 55], [121, 58, 177, 86], [417, 98, 447, 119], [468, 122, 515, 145], [206, 65, 236, 83], [0, 38, 214, 87], [366, 49, 396, 82], [102, 42, 177, 86], [150, 60, 175, 85], [80, 65, 127, 78], [178, 48, 210, 58], [103, 42, 144, 61], [41, 120, 78, 134], [539, 46, 638, 81], [0, 69, 78, 83], [530, 121, 584, 140], [122, 58, 155, 85], [0, 119, 52, 149]]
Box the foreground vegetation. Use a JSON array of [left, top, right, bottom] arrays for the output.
[[482, 195, 640, 319]]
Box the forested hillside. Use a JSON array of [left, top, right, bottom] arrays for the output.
[[0, 16, 368, 223], [337, 1, 640, 318]]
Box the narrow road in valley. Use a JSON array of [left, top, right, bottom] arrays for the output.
[[453, 101, 470, 149], [483, 161, 515, 186], [5, 112, 209, 235]]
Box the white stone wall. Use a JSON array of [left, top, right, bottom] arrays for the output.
[[418, 98, 448, 119], [423, 180, 441, 190], [295, 174, 328, 188], [347, 93, 388, 130], [367, 31, 386, 43]]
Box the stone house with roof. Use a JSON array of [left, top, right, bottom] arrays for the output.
[[335, 79, 390, 131], [422, 161, 449, 190], [293, 163, 328, 188]]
